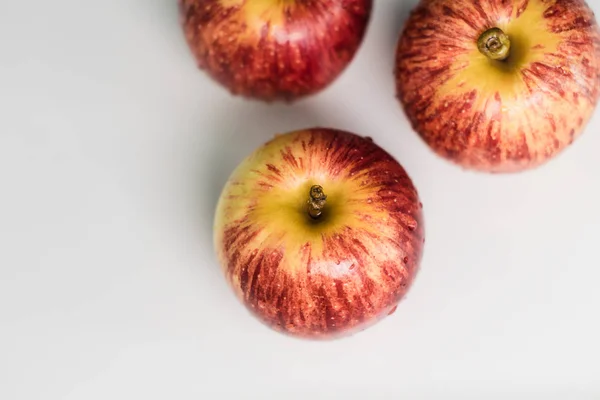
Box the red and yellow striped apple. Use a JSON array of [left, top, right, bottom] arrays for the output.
[[179, 0, 373, 101], [395, 0, 600, 173], [213, 128, 424, 339]]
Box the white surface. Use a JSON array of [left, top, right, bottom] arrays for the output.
[[1, 1, 599, 399]]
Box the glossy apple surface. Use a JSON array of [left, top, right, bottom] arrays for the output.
[[213, 128, 424, 339], [179, 0, 372, 101], [395, 0, 600, 173]]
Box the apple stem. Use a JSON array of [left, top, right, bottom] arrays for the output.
[[477, 28, 511, 61], [307, 185, 327, 219]]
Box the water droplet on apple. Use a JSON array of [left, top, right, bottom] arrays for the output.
[[403, 256, 409, 263], [407, 219, 417, 231], [388, 305, 398, 315]]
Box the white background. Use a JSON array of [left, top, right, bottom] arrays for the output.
[[1, 0, 599, 398]]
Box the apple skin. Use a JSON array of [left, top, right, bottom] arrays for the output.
[[179, 0, 373, 102], [213, 128, 424, 339], [395, 0, 600, 173]]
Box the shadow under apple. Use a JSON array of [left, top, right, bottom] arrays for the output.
[[385, 0, 420, 52]]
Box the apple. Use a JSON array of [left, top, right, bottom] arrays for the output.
[[178, 0, 372, 102], [395, 0, 600, 173], [213, 128, 424, 339]]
